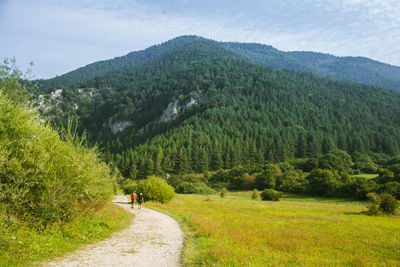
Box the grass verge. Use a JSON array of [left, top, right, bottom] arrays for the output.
[[146, 192, 400, 266], [0, 199, 133, 266]]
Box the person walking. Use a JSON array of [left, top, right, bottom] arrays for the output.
[[131, 191, 137, 209], [138, 193, 144, 209]]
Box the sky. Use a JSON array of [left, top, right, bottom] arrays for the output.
[[1, 0, 400, 79]]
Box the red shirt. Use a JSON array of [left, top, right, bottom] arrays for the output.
[[132, 193, 137, 199]]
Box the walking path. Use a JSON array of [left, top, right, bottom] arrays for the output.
[[43, 195, 183, 267]]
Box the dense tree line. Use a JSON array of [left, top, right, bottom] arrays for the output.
[[169, 150, 400, 200]]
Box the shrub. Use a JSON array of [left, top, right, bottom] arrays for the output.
[[366, 192, 399, 215], [278, 170, 308, 193], [378, 182, 400, 199], [261, 189, 282, 201], [136, 176, 175, 203], [0, 91, 113, 224], [220, 188, 227, 197], [255, 165, 280, 190], [306, 169, 339, 196], [122, 180, 137, 195], [251, 189, 259, 200], [380, 193, 399, 214], [351, 178, 379, 199]]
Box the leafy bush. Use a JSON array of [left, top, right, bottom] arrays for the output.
[[255, 164, 280, 190], [351, 178, 379, 199], [168, 174, 215, 194], [220, 188, 227, 197], [261, 189, 282, 201], [380, 193, 399, 214], [0, 92, 113, 224], [251, 189, 259, 200], [366, 192, 399, 215], [278, 170, 308, 193], [306, 169, 339, 196], [378, 182, 400, 199], [122, 180, 138, 195], [176, 182, 215, 194], [136, 176, 175, 203]]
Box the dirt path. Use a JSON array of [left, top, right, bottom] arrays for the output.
[[43, 195, 183, 267]]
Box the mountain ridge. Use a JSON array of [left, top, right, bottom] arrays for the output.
[[37, 35, 400, 92]]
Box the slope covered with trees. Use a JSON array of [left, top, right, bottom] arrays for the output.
[[35, 41, 400, 181]]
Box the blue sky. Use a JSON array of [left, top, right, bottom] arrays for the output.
[[1, 0, 400, 79]]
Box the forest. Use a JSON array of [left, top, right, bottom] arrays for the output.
[[35, 40, 400, 201]]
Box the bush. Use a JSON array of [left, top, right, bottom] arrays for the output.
[[122, 181, 137, 195], [220, 188, 227, 197], [255, 165, 280, 190], [366, 192, 399, 215], [261, 189, 282, 201], [251, 189, 259, 200], [380, 193, 399, 214], [0, 91, 113, 224], [378, 182, 400, 199], [306, 169, 339, 196], [278, 170, 308, 193], [136, 176, 175, 203]]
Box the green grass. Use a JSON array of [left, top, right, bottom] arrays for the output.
[[351, 174, 379, 179], [0, 200, 133, 266], [146, 192, 400, 266]]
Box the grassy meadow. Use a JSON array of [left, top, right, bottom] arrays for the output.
[[147, 192, 400, 266], [351, 174, 379, 179]]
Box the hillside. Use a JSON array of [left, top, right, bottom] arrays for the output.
[[35, 40, 400, 179], [37, 36, 400, 92]]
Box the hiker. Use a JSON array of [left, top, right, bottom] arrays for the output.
[[131, 191, 137, 209], [138, 193, 144, 209]]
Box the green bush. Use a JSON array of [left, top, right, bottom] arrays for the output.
[[380, 193, 399, 214], [122, 180, 138, 195], [366, 192, 399, 215], [220, 187, 227, 197], [261, 189, 282, 201], [0, 70, 113, 224], [251, 189, 259, 200], [306, 169, 339, 196], [136, 176, 175, 203], [255, 164, 280, 190]]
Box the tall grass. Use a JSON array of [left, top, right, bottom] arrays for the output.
[[147, 192, 400, 266]]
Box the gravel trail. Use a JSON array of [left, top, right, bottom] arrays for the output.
[[42, 195, 183, 267]]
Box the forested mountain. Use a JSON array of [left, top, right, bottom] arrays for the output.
[[35, 40, 400, 179], [37, 35, 400, 92]]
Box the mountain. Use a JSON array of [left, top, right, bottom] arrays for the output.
[[37, 35, 400, 92], [36, 36, 203, 92], [35, 40, 400, 179]]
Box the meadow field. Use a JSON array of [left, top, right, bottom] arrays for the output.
[[147, 192, 400, 266]]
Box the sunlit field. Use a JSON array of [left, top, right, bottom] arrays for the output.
[[147, 192, 400, 266]]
